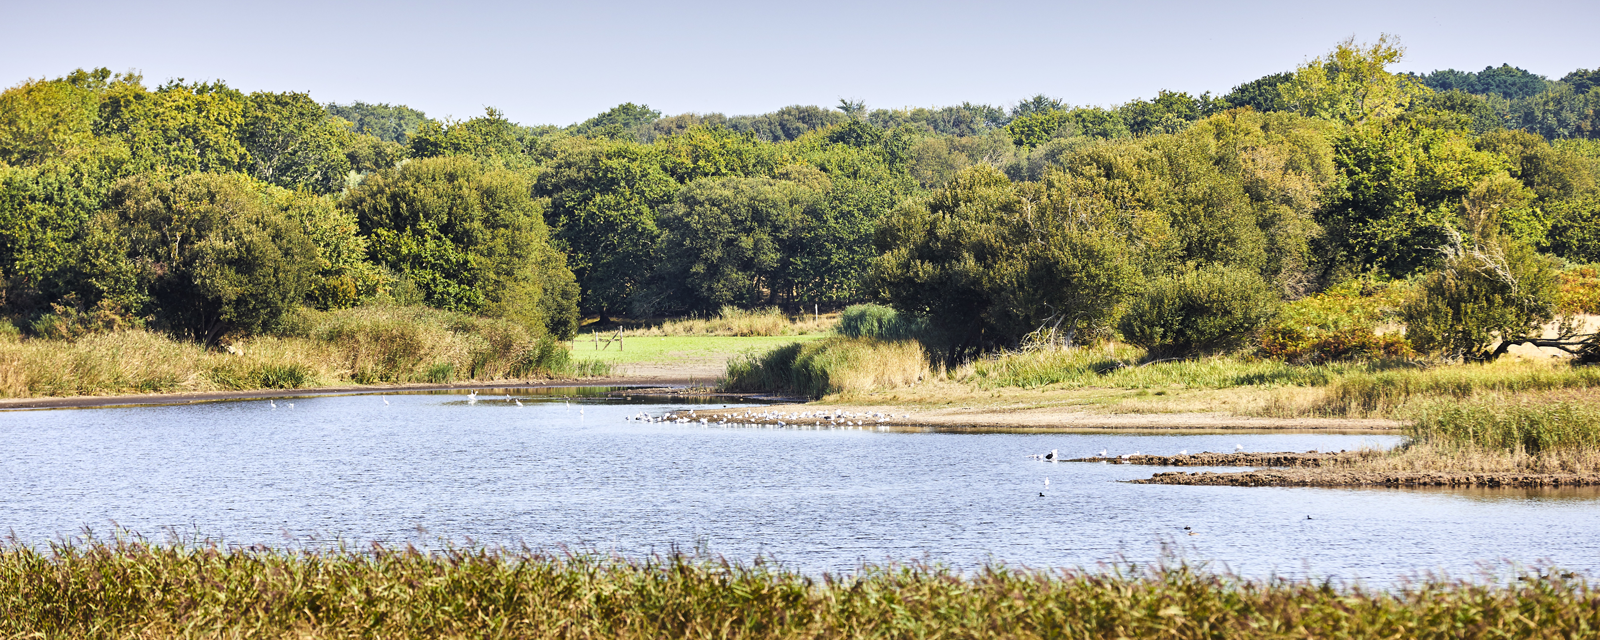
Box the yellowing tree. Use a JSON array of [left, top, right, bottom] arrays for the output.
[[1281, 34, 1427, 125]]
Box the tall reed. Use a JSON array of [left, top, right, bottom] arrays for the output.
[[0, 540, 1594, 639], [0, 305, 605, 398], [723, 337, 925, 398], [633, 306, 834, 337]]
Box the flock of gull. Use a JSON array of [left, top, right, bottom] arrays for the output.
[[630, 408, 913, 430]]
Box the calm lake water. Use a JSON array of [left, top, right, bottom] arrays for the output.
[[3, 388, 1597, 583]]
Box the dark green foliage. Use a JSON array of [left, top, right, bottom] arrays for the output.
[[1119, 264, 1280, 359], [640, 176, 816, 314], [727, 105, 844, 142], [1507, 84, 1599, 141], [106, 172, 319, 341], [1413, 90, 1508, 134], [825, 119, 883, 148], [1221, 72, 1294, 112], [1401, 241, 1561, 361], [836, 303, 927, 341], [1009, 94, 1064, 118], [408, 108, 543, 160], [570, 102, 661, 141], [1413, 64, 1551, 100], [343, 157, 580, 338], [1119, 90, 1224, 136], [325, 101, 430, 143], [870, 166, 1141, 360], [535, 138, 678, 317], [865, 103, 1008, 136], [1564, 68, 1600, 95]]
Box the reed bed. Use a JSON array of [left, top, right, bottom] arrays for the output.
[[0, 305, 608, 398], [723, 336, 926, 398], [1321, 362, 1600, 416], [961, 347, 1379, 390], [633, 306, 835, 337], [0, 540, 1594, 639]]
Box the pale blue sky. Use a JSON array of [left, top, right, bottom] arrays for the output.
[[4, 0, 1596, 125]]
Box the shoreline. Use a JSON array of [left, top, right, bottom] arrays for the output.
[[1067, 451, 1600, 488], [0, 376, 731, 411]]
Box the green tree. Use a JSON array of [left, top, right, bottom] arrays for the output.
[[1320, 115, 1515, 277], [536, 139, 676, 319], [0, 78, 101, 166], [104, 80, 252, 176], [570, 102, 661, 141], [639, 176, 818, 314], [343, 156, 579, 337], [870, 165, 1140, 360], [1280, 35, 1427, 125], [106, 172, 318, 341], [0, 149, 128, 312], [1402, 238, 1560, 361], [1222, 72, 1293, 112], [243, 91, 354, 193], [1413, 65, 1550, 100], [326, 101, 430, 143]]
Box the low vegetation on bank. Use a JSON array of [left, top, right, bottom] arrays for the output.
[[625, 306, 834, 337], [0, 305, 608, 398], [2, 540, 1596, 639]]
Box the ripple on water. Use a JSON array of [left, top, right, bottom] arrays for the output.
[[0, 388, 1594, 584]]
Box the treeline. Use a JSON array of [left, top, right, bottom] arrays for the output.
[[1, 36, 1597, 359]]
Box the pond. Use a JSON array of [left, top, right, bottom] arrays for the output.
[[3, 388, 1596, 583]]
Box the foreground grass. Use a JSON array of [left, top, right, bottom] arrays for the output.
[[0, 305, 611, 398], [2, 541, 1595, 639]]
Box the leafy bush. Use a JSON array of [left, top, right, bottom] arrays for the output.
[[1557, 264, 1600, 314], [1401, 241, 1560, 361], [1259, 279, 1414, 363], [1119, 265, 1279, 360], [836, 304, 926, 341]]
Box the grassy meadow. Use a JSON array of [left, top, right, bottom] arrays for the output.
[[2, 540, 1595, 639]]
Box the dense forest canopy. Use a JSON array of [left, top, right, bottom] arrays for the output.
[[1, 36, 1597, 358]]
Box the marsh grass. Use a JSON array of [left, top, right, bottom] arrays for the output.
[[1, 539, 1595, 639], [723, 337, 926, 398], [0, 305, 606, 398], [634, 306, 835, 337], [1321, 363, 1600, 416]]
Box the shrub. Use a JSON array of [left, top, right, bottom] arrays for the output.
[[836, 304, 926, 341], [1259, 278, 1414, 363], [1119, 265, 1279, 360], [1557, 264, 1600, 314], [1401, 241, 1560, 361]]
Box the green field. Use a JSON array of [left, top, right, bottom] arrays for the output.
[[569, 332, 828, 368]]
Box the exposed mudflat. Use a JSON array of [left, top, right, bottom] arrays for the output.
[[1133, 469, 1600, 488]]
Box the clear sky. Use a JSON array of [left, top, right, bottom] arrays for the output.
[[3, 0, 1596, 126]]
